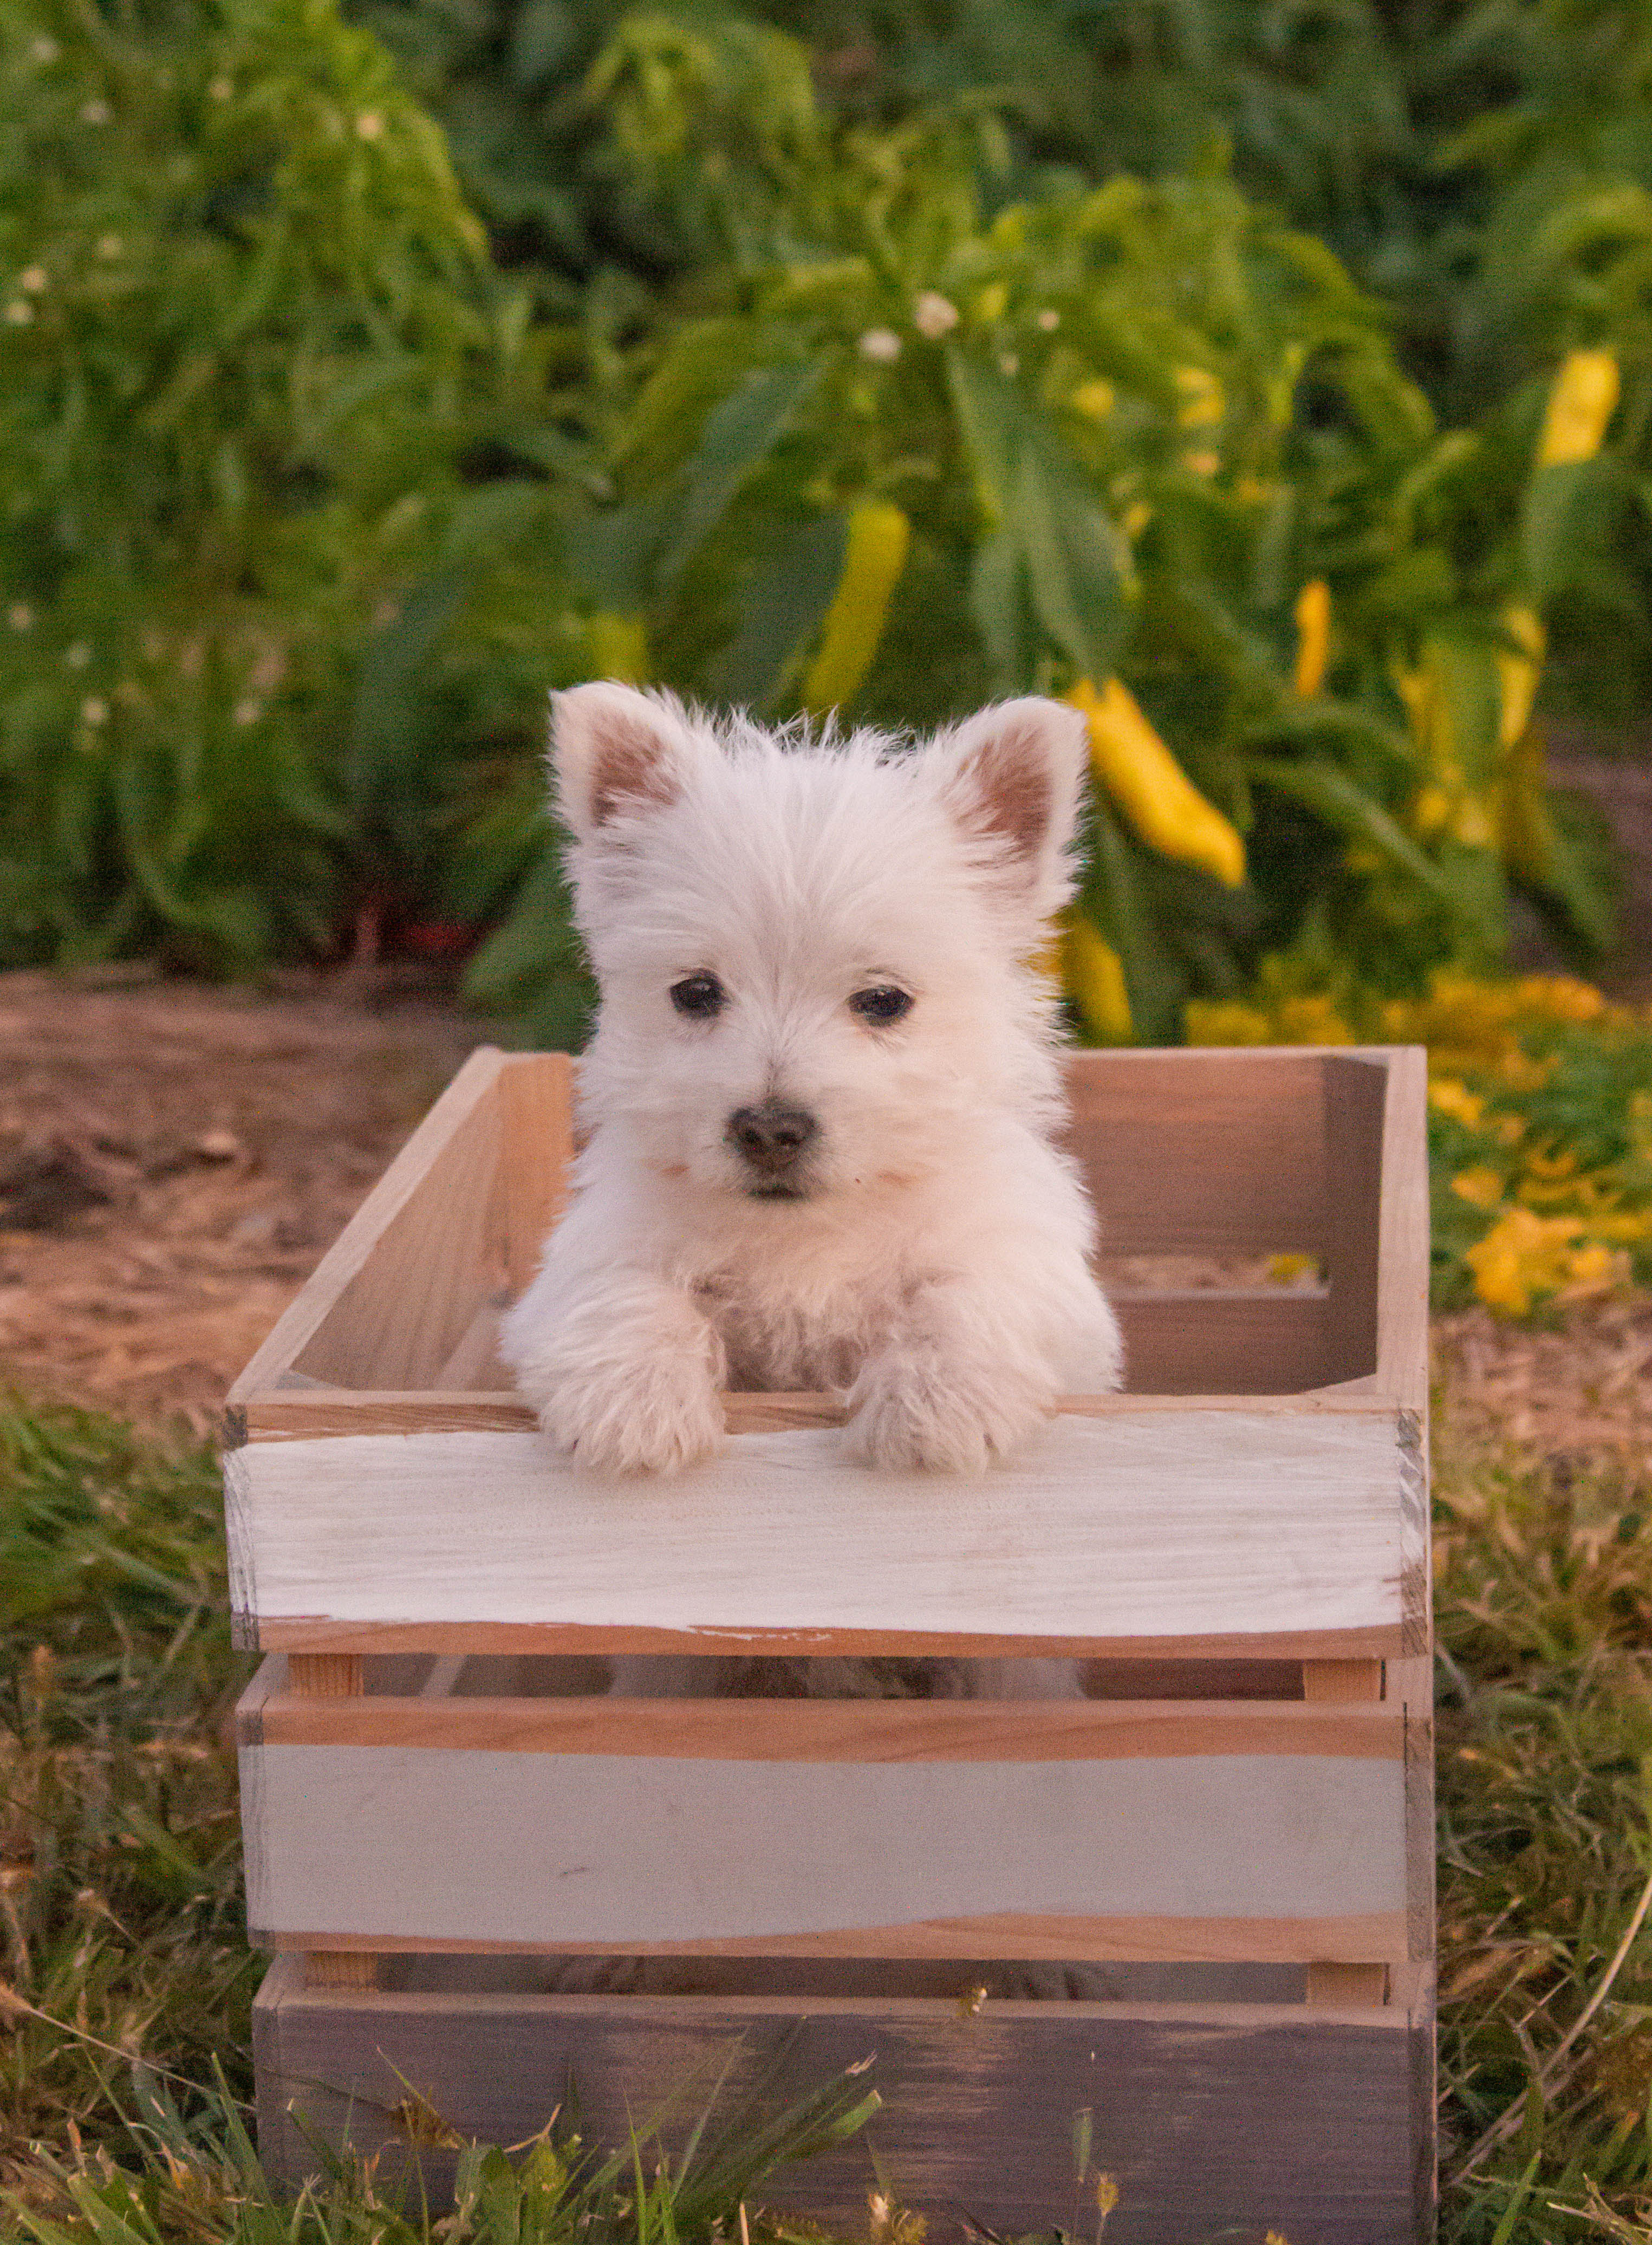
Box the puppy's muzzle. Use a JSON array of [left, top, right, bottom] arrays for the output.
[[726, 1101, 818, 1193]]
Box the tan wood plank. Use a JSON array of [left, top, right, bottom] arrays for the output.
[[227, 1046, 508, 1402], [1306, 1961, 1389, 2006], [306, 1953, 379, 1990], [431, 1302, 509, 1392], [246, 1690, 1404, 1761], [237, 1382, 1400, 1443], [253, 1911, 1412, 1965], [499, 1053, 575, 1296], [247, 1618, 1409, 1659], [288, 1653, 362, 1698], [1321, 1052, 1387, 1385], [241, 1741, 1406, 1948], [1303, 1660, 1385, 1703], [1374, 1045, 1431, 1408]]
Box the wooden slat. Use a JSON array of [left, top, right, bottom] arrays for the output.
[[1112, 1288, 1329, 1394], [1374, 1046, 1431, 1407], [239, 1739, 1406, 1949], [243, 1682, 1405, 1762], [1062, 1048, 1328, 1257], [253, 1912, 1412, 1966], [253, 1956, 1425, 2241], [1307, 1961, 1390, 2007], [307, 1953, 379, 1990], [234, 1382, 1397, 1445], [499, 1052, 575, 1297], [245, 1618, 1408, 1658], [1321, 1053, 1386, 1385], [288, 1652, 362, 1698], [228, 1046, 508, 1402], [1303, 1660, 1384, 1703], [224, 1409, 1419, 1651]]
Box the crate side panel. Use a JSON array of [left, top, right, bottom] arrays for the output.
[[292, 1088, 507, 1393], [1063, 1049, 1329, 1257], [254, 1976, 1420, 2244], [228, 1409, 1412, 1644], [243, 1743, 1405, 1947]]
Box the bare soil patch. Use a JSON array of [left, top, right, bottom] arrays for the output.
[[0, 967, 497, 1430]]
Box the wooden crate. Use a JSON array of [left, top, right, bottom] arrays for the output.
[[226, 1044, 1434, 2244]]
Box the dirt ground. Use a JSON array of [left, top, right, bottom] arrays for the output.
[[0, 966, 496, 1432], [3, 960, 1651, 1466]]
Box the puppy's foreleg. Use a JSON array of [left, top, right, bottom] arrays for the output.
[[843, 1280, 1061, 1474], [501, 1270, 727, 1475]]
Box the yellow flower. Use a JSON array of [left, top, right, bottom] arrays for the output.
[[1466, 1207, 1585, 1316], [1429, 1078, 1486, 1127], [1451, 1168, 1505, 1211], [801, 502, 911, 714], [1064, 915, 1134, 1043], [1497, 604, 1545, 749], [1267, 1251, 1317, 1284], [1173, 365, 1224, 428], [1292, 580, 1331, 698], [1537, 349, 1620, 468], [1070, 378, 1115, 422], [1563, 1242, 1618, 1294], [972, 281, 1008, 323], [1065, 676, 1246, 887]]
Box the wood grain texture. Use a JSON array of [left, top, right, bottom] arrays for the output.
[[499, 1053, 574, 1297], [237, 1383, 1399, 1443], [225, 1410, 1416, 1648], [245, 1617, 1410, 1658], [228, 1046, 508, 1401], [239, 1740, 1406, 1948], [288, 1654, 362, 1699], [1061, 1047, 1330, 1257], [1303, 1659, 1384, 1703], [250, 1912, 1412, 1963], [306, 1952, 379, 1989], [252, 1956, 1426, 2242], [244, 1679, 1406, 1763]]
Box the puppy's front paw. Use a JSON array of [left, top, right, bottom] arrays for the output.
[[537, 1350, 725, 1475], [843, 1353, 1053, 1473]]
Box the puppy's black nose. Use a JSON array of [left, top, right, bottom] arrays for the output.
[[726, 1101, 818, 1173]]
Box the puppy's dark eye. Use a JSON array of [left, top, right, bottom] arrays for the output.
[[670, 972, 725, 1019], [849, 985, 913, 1025]]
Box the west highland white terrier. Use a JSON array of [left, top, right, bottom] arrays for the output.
[[498, 682, 1122, 1704]]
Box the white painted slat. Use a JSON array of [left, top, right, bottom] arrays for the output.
[[225, 1410, 1412, 1644], [241, 1743, 1405, 1947]]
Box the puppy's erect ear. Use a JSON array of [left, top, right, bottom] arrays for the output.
[[935, 696, 1088, 915], [550, 682, 698, 841]]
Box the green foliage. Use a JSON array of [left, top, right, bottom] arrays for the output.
[[1435, 1437, 1652, 2241], [469, 24, 1617, 1040], [0, 0, 580, 972], [0, 1401, 256, 2156]]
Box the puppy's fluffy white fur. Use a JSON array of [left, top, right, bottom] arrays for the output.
[[499, 683, 1123, 1490]]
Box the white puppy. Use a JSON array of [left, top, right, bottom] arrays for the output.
[[499, 682, 1123, 1494]]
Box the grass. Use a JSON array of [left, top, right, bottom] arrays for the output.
[[6, 1388, 1652, 2242]]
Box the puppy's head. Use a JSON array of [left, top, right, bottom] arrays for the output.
[[552, 682, 1087, 1205]]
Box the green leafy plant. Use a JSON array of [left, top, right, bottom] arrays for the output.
[[464, 21, 1617, 1044], [0, 0, 579, 972]]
